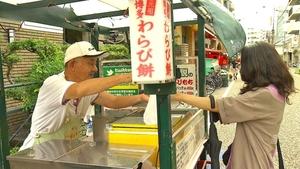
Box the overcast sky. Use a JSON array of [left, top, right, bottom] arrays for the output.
[[231, 0, 289, 30]]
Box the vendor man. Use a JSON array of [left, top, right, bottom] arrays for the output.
[[20, 41, 148, 150]]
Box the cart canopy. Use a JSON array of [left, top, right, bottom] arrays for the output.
[[0, 0, 245, 57]]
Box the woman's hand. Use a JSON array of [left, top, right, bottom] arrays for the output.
[[172, 93, 219, 112], [171, 93, 183, 101]]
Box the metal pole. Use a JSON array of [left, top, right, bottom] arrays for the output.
[[197, 15, 206, 97], [156, 1, 176, 168], [0, 49, 10, 169], [197, 15, 209, 161], [283, 32, 286, 60], [272, 8, 275, 45], [90, 23, 101, 115], [156, 94, 176, 169]]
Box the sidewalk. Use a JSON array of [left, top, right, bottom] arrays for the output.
[[290, 67, 300, 76], [279, 69, 300, 169]]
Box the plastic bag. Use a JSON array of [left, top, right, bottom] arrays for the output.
[[143, 95, 157, 125]]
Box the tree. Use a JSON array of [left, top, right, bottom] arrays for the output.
[[5, 39, 68, 112]]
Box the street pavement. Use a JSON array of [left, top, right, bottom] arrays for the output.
[[278, 69, 300, 169], [212, 70, 300, 169]]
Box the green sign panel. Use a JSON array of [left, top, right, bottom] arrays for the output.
[[103, 66, 132, 77], [102, 65, 139, 96]]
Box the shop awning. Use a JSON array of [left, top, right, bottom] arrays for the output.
[[182, 0, 246, 57], [0, 1, 91, 31], [0, 0, 245, 56]]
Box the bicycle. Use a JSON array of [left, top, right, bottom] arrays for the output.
[[206, 75, 216, 95]]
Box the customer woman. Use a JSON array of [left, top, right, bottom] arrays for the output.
[[172, 42, 295, 169]]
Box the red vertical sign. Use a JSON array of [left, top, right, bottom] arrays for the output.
[[145, 0, 156, 16]]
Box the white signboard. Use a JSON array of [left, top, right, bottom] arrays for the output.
[[176, 64, 196, 95], [129, 0, 174, 84]]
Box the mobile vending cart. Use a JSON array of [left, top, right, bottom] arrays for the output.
[[0, 1, 246, 169]]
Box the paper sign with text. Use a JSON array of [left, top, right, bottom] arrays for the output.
[[129, 0, 174, 84], [176, 64, 197, 95]]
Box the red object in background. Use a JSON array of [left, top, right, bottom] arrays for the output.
[[218, 53, 229, 66], [205, 48, 229, 66]]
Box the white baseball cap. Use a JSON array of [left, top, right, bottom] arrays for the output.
[[64, 41, 108, 64]]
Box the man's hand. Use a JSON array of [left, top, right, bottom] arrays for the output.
[[140, 93, 149, 102], [118, 73, 132, 83]]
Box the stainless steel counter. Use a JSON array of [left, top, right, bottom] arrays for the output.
[[8, 108, 205, 169], [8, 140, 154, 169]]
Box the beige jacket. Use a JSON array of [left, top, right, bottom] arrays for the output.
[[217, 85, 285, 169]]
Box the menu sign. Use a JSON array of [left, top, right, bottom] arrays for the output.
[[129, 0, 174, 84]]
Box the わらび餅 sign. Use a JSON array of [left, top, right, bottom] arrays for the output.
[[129, 0, 174, 84]]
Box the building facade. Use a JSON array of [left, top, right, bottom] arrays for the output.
[[245, 28, 268, 45], [282, 0, 300, 66], [174, 0, 234, 59]]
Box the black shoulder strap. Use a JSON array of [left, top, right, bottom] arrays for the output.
[[277, 139, 284, 169]]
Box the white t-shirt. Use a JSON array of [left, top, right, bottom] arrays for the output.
[[20, 72, 98, 150]]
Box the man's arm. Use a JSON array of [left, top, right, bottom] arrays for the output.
[[94, 91, 148, 109], [64, 74, 131, 100]]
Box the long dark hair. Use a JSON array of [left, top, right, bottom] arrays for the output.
[[239, 42, 295, 103]]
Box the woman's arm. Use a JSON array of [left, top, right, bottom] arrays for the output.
[[172, 93, 219, 112]]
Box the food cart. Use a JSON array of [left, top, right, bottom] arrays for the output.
[[0, 0, 246, 169]]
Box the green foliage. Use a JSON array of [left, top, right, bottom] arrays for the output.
[[9, 39, 66, 61], [29, 51, 64, 83], [99, 44, 130, 60], [1, 41, 22, 83], [10, 146, 20, 155], [3, 53, 21, 66], [6, 87, 24, 101], [5, 39, 67, 112], [3, 53, 22, 83], [6, 85, 40, 112]]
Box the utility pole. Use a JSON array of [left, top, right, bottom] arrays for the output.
[[283, 32, 286, 59], [271, 7, 275, 45], [275, 7, 289, 59]]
